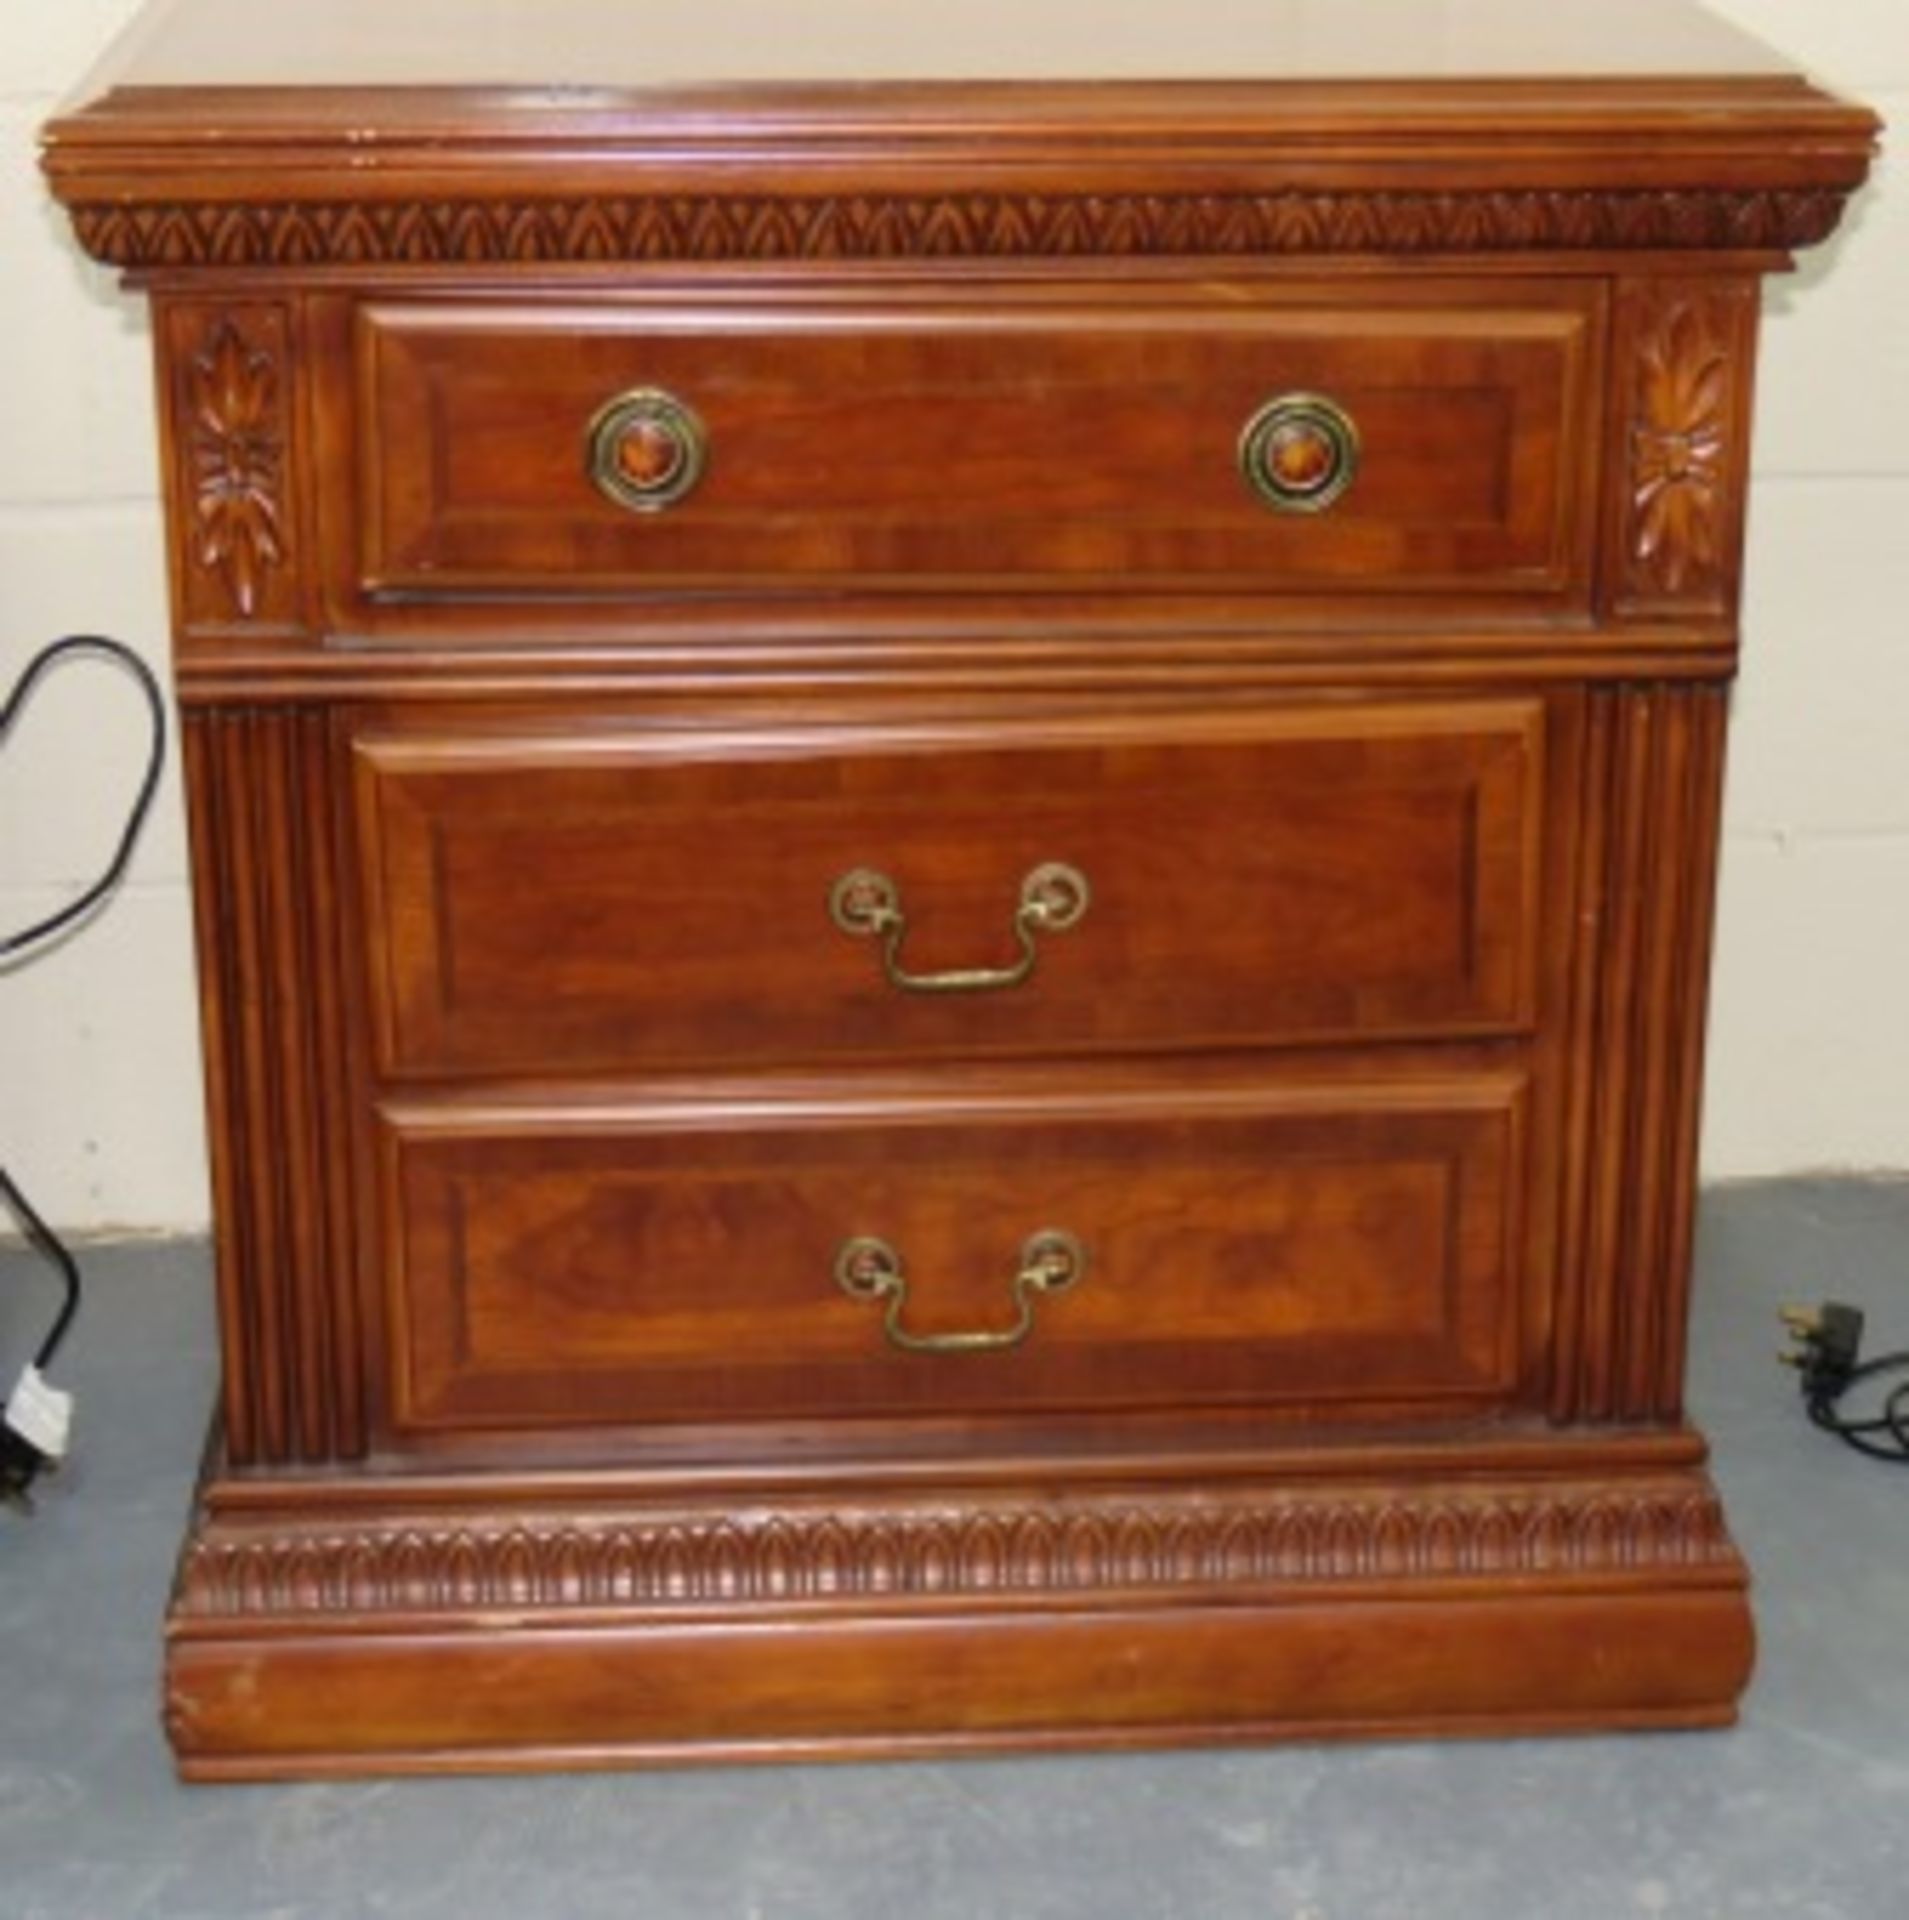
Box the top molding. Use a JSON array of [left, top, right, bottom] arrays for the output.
[[42, 0, 1880, 271]]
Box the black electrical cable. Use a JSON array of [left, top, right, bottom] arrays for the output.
[[1, 635, 167, 962], [0, 1167, 82, 1372], [1, 634, 168, 1383], [1805, 1353, 1909, 1464]]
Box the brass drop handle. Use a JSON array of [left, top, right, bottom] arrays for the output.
[[1239, 392, 1361, 513], [836, 1231, 1087, 1354], [587, 387, 707, 512], [829, 861, 1090, 995]]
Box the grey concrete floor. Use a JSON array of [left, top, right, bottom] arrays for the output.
[[1, 1179, 1906, 1920]]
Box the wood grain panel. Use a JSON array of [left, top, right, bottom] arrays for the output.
[[166, 1584, 1754, 1775], [354, 699, 1546, 1078], [354, 290, 1598, 599], [379, 1073, 1526, 1433]]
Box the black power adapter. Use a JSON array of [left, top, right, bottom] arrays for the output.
[[1780, 1301, 1909, 1465]]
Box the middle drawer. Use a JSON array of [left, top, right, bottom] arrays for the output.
[[354, 698, 1544, 1079]]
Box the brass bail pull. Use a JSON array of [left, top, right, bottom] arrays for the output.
[[836, 1231, 1087, 1355], [828, 862, 1090, 995]]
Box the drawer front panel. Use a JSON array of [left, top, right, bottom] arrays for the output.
[[356, 700, 1545, 1077], [353, 287, 1599, 600], [382, 1076, 1526, 1434]]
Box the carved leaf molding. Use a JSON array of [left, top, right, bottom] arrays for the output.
[[76, 186, 1851, 269], [187, 317, 287, 619], [177, 1486, 1737, 1618]]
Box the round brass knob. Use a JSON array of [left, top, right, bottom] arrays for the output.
[[1239, 394, 1360, 514], [587, 388, 707, 513]]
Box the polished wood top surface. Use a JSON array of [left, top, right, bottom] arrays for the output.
[[48, 0, 1874, 228], [41, 1, 1878, 280], [76, 0, 1798, 94]]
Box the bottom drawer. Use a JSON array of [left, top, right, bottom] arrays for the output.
[[379, 1073, 1527, 1436]]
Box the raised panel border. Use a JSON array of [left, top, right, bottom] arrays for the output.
[[349, 288, 1597, 601], [350, 694, 1550, 1078], [374, 1067, 1530, 1439]]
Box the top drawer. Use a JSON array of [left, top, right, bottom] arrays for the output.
[[346, 284, 1602, 607]]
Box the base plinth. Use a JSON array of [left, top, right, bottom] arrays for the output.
[[164, 1432, 1754, 1779]]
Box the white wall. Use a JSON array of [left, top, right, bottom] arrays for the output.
[[2, 0, 207, 1233], [1701, 6, 1909, 1176], [0, 2, 1904, 1232]]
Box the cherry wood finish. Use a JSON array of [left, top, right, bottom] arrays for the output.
[[354, 700, 1545, 1077], [43, 0, 1877, 1778], [381, 1071, 1526, 1434], [353, 290, 1598, 599]]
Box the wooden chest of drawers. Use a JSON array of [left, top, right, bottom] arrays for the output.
[[44, 0, 1877, 1777]]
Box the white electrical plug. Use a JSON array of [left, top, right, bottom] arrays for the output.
[[5, 1364, 73, 1462]]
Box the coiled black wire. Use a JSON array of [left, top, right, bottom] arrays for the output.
[[1807, 1357, 1909, 1464], [2, 635, 168, 1370], [1, 636, 167, 962], [0, 1169, 82, 1371]]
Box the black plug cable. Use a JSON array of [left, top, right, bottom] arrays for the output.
[[1, 634, 167, 963], [1780, 1302, 1909, 1464], [2, 635, 169, 1509], [0, 1168, 80, 1374]]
